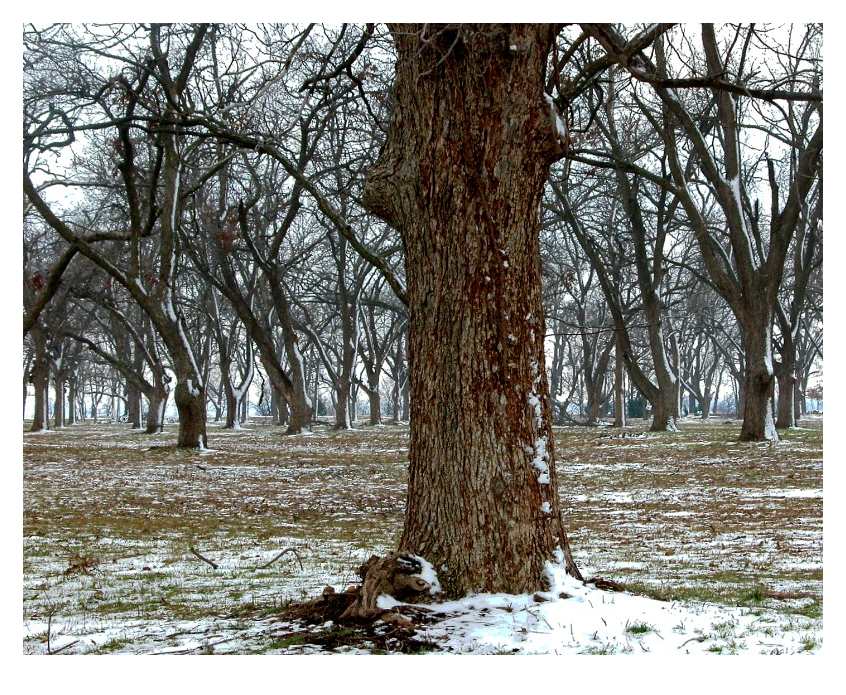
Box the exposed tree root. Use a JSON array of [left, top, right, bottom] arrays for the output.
[[281, 552, 437, 627], [275, 553, 448, 652]]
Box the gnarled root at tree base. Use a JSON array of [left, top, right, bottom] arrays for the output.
[[281, 553, 439, 628]]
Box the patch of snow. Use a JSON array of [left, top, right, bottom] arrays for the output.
[[412, 574, 820, 655], [376, 594, 402, 610], [410, 555, 442, 596], [743, 488, 822, 499]]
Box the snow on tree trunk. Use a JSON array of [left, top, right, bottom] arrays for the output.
[[174, 380, 207, 448], [739, 317, 778, 442], [775, 361, 797, 429], [145, 388, 167, 434], [362, 24, 580, 596]]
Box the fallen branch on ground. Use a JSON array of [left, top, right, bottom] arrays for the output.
[[257, 547, 304, 571], [586, 576, 626, 592], [189, 545, 219, 570]]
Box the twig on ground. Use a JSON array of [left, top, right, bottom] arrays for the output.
[[762, 589, 817, 601], [258, 547, 304, 571], [49, 639, 80, 654], [189, 545, 219, 570]]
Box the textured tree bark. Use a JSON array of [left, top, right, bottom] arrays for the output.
[[334, 378, 352, 430], [363, 24, 580, 597], [127, 382, 142, 429], [739, 316, 778, 442], [30, 330, 49, 432], [173, 381, 207, 448]]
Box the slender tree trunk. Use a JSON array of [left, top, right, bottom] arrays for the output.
[[67, 377, 77, 425], [613, 333, 626, 428], [278, 393, 290, 426], [312, 361, 320, 422], [368, 380, 382, 425], [221, 358, 239, 429], [390, 374, 401, 424], [794, 383, 803, 425], [401, 376, 410, 422], [775, 352, 797, 429], [213, 389, 222, 422], [224, 387, 238, 429], [53, 373, 65, 429], [362, 24, 580, 596], [270, 388, 279, 424]]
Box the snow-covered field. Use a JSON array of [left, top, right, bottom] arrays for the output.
[[22, 417, 822, 654]]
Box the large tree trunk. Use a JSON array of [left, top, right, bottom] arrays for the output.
[[701, 391, 712, 420], [651, 390, 678, 433], [145, 387, 167, 434], [362, 24, 580, 597], [127, 382, 142, 429], [30, 332, 49, 432], [174, 381, 207, 448], [334, 378, 352, 430], [30, 369, 49, 432], [739, 316, 778, 441]]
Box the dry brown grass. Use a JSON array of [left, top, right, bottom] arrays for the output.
[[22, 416, 822, 653]]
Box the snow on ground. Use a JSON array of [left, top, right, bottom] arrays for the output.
[[23, 417, 822, 654], [413, 574, 819, 655]]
